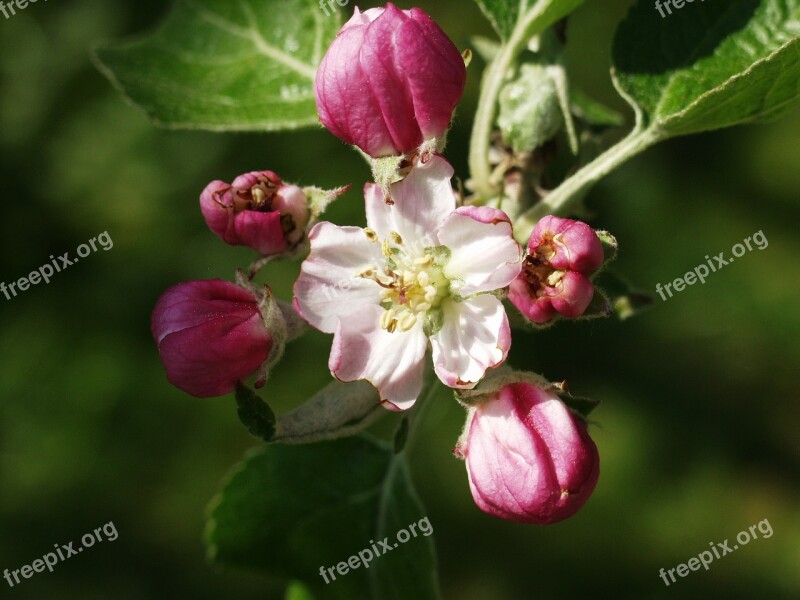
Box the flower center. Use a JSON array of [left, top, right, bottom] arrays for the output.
[[359, 229, 450, 333], [231, 176, 279, 213], [522, 234, 566, 297]]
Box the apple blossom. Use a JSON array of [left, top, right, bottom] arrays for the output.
[[151, 279, 272, 398], [293, 155, 523, 410], [314, 4, 467, 158], [200, 171, 309, 256], [509, 216, 604, 324], [455, 379, 599, 524]]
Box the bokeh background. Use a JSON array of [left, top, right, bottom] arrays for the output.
[[1, 0, 798, 598]]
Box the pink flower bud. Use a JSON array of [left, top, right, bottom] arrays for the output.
[[315, 3, 467, 158], [509, 216, 604, 324], [151, 280, 272, 398], [200, 171, 309, 256], [456, 381, 599, 525]]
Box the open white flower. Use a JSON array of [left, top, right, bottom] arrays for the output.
[[293, 156, 523, 410]]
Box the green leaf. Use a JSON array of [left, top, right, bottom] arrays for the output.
[[613, 0, 800, 136], [94, 0, 341, 131], [474, 0, 584, 40], [207, 436, 440, 600], [275, 381, 384, 444], [235, 383, 277, 442]]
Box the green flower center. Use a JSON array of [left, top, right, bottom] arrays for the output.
[[359, 229, 451, 334]]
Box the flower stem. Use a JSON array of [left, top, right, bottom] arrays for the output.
[[469, 3, 564, 200], [512, 126, 662, 242]]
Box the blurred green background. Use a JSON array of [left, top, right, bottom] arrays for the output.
[[1, 0, 798, 598]]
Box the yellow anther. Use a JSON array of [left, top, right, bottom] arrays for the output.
[[380, 309, 396, 330], [365, 228, 378, 242], [391, 231, 404, 245], [399, 312, 417, 331]]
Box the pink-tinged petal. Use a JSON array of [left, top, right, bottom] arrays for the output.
[[199, 180, 234, 240], [399, 8, 467, 141], [329, 304, 427, 411], [461, 382, 599, 524], [531, 216, 604, 273], [272, 184, 310, 244], [365, 154, 456, 246], [315, 4, 465, 158], [360, 4, 424, 153], [293, 222, 383, 333], [231, 211, 287, 256], [151, 280, 271, 398], [464, 388, 561, 522], [548, 271, 595, 318], [316, 25, 397, 157], [342, 7, 385, 30], [430, 295, 510, 389], [438, 206, 523, 295], [508, 278, 557, 325], [521, 385, 600, 514]]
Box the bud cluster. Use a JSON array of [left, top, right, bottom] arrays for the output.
[[150, 3, 609, 527]]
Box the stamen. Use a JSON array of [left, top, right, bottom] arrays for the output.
[[364, 228, 378, 242], [252, 187, 267, 208], [399, 312, 417, 331], [391, 232, 403, 245], [380, 309, 395, 330]]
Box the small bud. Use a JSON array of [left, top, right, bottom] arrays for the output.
[[151, 280, 272, 398], [200, 171, 309, 256], [314, 3, 467, 158], [498, 64, 563, 153], [456, 380, 599, 525], [509, 216, 604, 324]]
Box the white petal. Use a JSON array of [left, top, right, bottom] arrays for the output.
[[329, 304, 428, 410], [430, 296, 511, 389], [294, 222, 383, 334], [438, 207, 523, 296], [365, 155, 456, 249]]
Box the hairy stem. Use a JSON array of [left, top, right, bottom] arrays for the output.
[[512, 126, 662, 242], [469, 3, 564, 199]]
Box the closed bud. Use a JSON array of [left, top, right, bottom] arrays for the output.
[[315, 3, 467, 158], [455, 380, 599, 525], [509, 216, 604, 324], [151, 280, 272, 397], [200, 171, 309, 256]]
